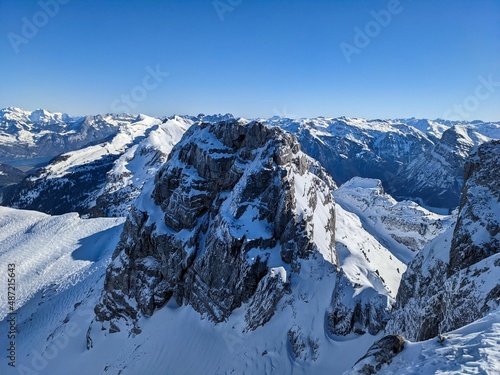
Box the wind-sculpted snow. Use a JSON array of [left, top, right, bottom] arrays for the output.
[[0, 206, 124, 321], [347, 310, 500, 374]]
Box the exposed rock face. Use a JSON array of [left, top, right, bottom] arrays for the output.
[[326, 269, 392, 336], [94, 120, 337, 331], [348, 335, 405, 374], [450, 139, 500, 272], [386, 140, 500, 341], [245, 268, 289, 331], [287, 325, 319, 362]]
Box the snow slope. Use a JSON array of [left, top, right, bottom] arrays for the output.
[[2, 115, 191, 216], [335, 177, 454, 259], [0, 206, 124, 375], [92, 115, 192, 216], [0, 206, 124, 321], [0, 201, 396, 375]]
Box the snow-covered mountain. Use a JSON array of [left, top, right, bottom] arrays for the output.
[[0, 109, 499, 374], [2, 115, 192, 216], [334, 177, 454, 255], [385, 140, 500, 342], [344, 140, 500, 374], [0, 107, 135, 165], [267, 116, 499, 210], [3, 109, 499, 217], [392, 125, 491, 208], [92, 119, 402, 337], [0, 120, 419, 375]]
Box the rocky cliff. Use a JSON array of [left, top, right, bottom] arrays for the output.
[[386, 140, 500, 341], [93, 120, 338, 333]]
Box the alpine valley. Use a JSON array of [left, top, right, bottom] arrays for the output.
[[0, 107, 499, 375]]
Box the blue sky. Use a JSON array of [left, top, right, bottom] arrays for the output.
[[1, 0, 499, 120]]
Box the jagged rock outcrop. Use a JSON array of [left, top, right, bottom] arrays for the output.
[[348, 335, 405, 374], [326, 269, 392, 336], [449, 140, 500, 272], [94, 120, 337, 332], [386, 140, 500, 341], [287, 325, 320, 362]]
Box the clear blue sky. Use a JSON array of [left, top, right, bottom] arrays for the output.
[[1, 0, 499, 120]]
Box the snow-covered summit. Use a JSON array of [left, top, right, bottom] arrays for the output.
[[1, 107, 72, 124]]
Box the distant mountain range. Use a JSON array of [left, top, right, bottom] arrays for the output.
[[1, 107, 498, 214]]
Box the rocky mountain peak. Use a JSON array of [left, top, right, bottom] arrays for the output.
[[93, 119, 338, 333]]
